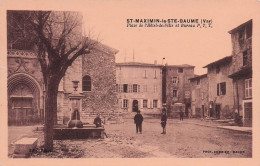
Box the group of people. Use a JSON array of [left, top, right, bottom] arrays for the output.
[[94, 107, 185, 136], [134, 107, 185, 134], [134, 107, 168, 134]]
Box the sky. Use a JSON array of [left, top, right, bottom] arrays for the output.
[[80, 0, 259, 75]]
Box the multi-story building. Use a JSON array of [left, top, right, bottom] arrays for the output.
[[189, 74, 208, 118], [116, 62, 195, 116], [228, 19, 252, 127], [189, 19, 252, 126], [116, 62, 163, 114], [203, 56, 234, 119], [162, 64, 195, 117]]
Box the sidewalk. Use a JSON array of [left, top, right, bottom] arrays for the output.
[[182, 118, 252, 133]]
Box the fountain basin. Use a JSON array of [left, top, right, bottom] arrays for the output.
[[53, 125, 105, 140]]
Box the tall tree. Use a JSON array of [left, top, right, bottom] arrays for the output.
[[7, 10, 95, 151]]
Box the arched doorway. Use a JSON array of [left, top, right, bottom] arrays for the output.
[[8, 73, 43, 125], [132, 100, 138, 112]]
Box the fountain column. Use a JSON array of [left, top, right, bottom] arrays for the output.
[[67, 81, 84, 128]]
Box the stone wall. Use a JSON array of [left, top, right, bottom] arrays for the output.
[[7, 50, 44, 125], [229, 20, 252, 126], [7, 50, 44, 87], [230, 22, 252, 73], [81, 46, 118, 123]]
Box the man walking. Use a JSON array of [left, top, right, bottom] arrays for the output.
[[134, 110, 143, 134]]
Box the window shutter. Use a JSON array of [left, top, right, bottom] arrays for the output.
[[223, 82, 226, 95], [217, 84, 219, 96], [147, 99, 150, 108], [121, 99, 123, 108], [151, 100, 154, 109]]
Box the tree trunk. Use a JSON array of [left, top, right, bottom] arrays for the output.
[[44, 79, 59, 152]]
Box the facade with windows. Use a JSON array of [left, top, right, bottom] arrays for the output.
[[189, 74, 209, 118], [116, 62, 162, 114], [203, 56, 234, 119], [189, 20, 252, 126], [163, 65, 195, 117], [228, 19, 252, 127]]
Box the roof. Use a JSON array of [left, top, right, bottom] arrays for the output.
[[203, 56, 232, 68], [116, 62, 195, 68], [228, 19, 252, 34], [166, 64, 195, 68], [228, 66, 252, 79], [116, 62, 163, 67], [189, 74, 207, 81], [93, 41, 119, 55]]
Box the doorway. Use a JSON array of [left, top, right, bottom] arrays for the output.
[[243, 102, 252, 127], [185, 103, 191, 117], [215, 104, 221, 119], [132, 100, 138, 112], [201, 105, 205, 118], [9, 84, 35, 125]]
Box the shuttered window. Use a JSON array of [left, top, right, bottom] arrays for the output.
[[245, 78, 252, 98]]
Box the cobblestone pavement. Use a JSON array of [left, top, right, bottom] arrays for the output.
[[8, 118, 252, 158]]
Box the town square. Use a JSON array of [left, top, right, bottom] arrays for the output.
[[2, 0, 258, 163]]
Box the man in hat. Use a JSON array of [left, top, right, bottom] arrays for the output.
[[134, 110, 143, 134]]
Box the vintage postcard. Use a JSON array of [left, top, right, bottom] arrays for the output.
[[0, 0, 260, 166]]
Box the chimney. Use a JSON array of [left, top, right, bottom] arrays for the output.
[[154, 60, 157, 65]]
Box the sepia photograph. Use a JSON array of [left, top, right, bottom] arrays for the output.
[[1, 0, 260, 165]]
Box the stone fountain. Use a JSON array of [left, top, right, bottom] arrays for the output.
[[53, 80, 105, 140], [67, 81, 83, 128]]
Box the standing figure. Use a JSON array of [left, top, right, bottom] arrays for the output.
[[134, 110, 143, 134], [180, 109, 184, 121], [161, 109, 167, 134]]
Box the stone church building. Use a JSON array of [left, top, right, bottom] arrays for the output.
[[7, 43, 118, 125]]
